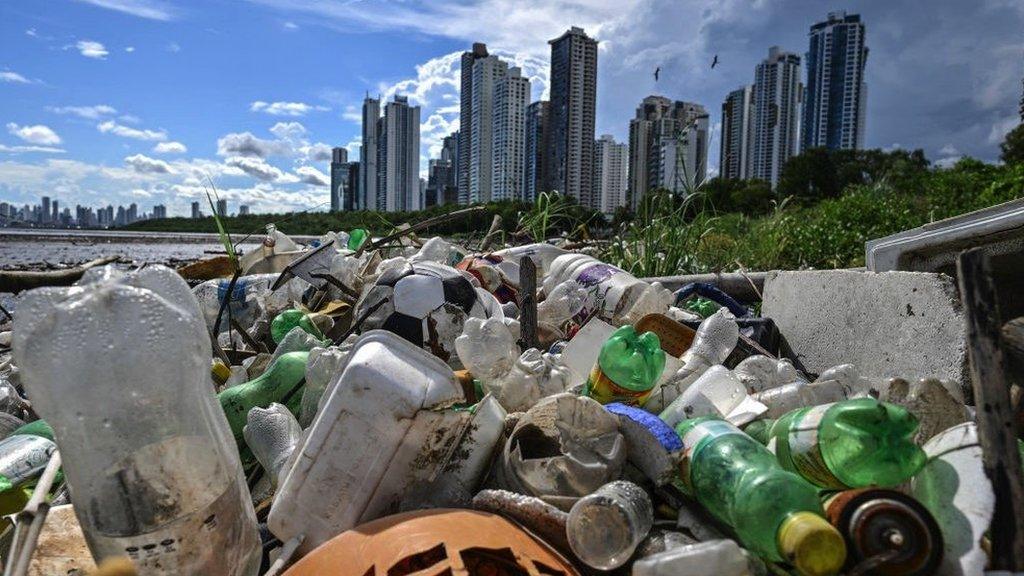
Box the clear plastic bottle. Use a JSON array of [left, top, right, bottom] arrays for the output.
[[633, 539, 766, 576], [13, 265, 260, 575], [675, 417, 846, 575], [243, 403, 302, 487], [566, 480, 653, 570], [762, 398, 927, 489], [542, 254, 671, 326], [753, 379, 856, 419]]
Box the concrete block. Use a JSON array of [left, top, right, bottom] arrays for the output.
[[761, 269, 968, 399]]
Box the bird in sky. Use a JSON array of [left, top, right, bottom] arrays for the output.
[[654, 67, 660, 82], [711, 55, 719, 69]]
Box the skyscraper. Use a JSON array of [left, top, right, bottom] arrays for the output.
[[152, 204, 167, 219], [239, 205, 250, 216], [330, 147, 350, 212], [215, 198, 227, 218], [468, 54, 508, 203], [593, 135, 629, 214], [379, 95, 421, 212], [547, 27, 598, 208], [361, 96, 381, 211], [191, 201, 201, 219], [492, 67, 531, 201], [720, 86, 754, 180], [628, 96, 708, 207], [525, 101, 550, 202], [657, 116, 710, 194], [459, 43, 490, 205], [41, 196, 50, 223], [751, 46, 802, 187], [802, 11, 868, 151]]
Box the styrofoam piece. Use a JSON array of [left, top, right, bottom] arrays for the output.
[[268, 330, 466, 555], [910, 422, 994, 576]]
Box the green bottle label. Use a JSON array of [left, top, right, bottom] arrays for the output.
[[786, 403, 846, 489]]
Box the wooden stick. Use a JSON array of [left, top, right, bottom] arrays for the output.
[[0, 255, 120, 293], [956, 248, 1024, 570], [518, 257, 538, 352], [354, 206, 485, 257], [478, 214, 503, 252]]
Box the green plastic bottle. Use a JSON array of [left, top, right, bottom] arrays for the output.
[[0, 420, 56, 492], [761, 398, 926, 489], [347, 228, 369, 251], [583, 325, 665, 406], [675, 417, 846, 576], [218, 351, 308, 443], [270, 309, 324, 344]]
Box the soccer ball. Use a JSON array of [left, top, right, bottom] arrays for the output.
[[356, 260, 495, 365]]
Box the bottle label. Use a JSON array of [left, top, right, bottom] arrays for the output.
[[0, 435, 57, 489], [91, 480, 259, 575], [787, 403, 845, 488], [585, 365, 654, 406], [678, 420, 743, 494]]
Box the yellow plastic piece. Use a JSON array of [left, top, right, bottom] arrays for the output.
[[211, 360, 232, 385]]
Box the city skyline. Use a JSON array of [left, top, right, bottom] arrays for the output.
[[0, 0, 1021, 216]]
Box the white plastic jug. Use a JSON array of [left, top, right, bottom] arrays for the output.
[[268, 330, 467, 555], [542, 254, 671, 326], [14, 265, 261, 575]]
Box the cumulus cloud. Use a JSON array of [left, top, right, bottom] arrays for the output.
[[295, 165, 329, 185], [0, 71, 32, 84], [217, 131, 292, 158], [125, 153, 173, 174], [6, 123, 62, 145], [301, 142, 333, 162], [75, 40, 109, 59], [97, 120, 168, 141], [48, 104, 117, 119], [250, 101, 329, 116], [72, 0, 176, 21], [153, 141, 188, 154], [269, 121, 307, 140], [226, 156, 299, 183]]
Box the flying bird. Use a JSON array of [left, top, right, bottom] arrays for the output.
[[654, 67, 660, 82], [711, 55, 719, 69]]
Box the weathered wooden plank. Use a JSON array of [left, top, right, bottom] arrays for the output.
[[519, 256, 538, 352]]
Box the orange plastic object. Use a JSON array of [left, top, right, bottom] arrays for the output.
[[283, 509, 579, 576], [635, 313, 696, 357]]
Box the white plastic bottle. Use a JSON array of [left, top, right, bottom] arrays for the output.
[[542, 254, 671, 326], [13, 265, 261, 575]]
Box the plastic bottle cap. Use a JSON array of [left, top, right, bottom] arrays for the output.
[[211, 360, 231, 384], [777, 512, 847, 576]]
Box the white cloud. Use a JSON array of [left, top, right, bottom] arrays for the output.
[[0, 144, 65, 154], [125, 153, 173, 174], [0, 71, 31, 84], [217, 131, 292, 158], [25, 28, 38, 37], [153, 141, 188, 154], [295, 165, 329, 185], [283, 21, 299, 31], [49, 104, 118, 119], [6, 123, 62, 145], [76, 40, 109, 59], [226, 156, 298, 183], [72, 0, 176, 21], [166, 42, 181, 53], [250, 101, 329, 117], [269, 121, 307, 140], [97, 120, 168, 141], [342, 105, 361, 124], [125, 46, 136, 53], [300, 142, 333, 163], [938, 144, 960, 156]]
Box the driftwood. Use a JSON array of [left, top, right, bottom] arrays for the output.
[[956, 248, 1024, 570], [478, 215, 504, 253], [518, 256, 538, 352], [0, 256, 120, 294]]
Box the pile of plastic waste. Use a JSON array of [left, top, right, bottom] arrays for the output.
[[0, 224, 1003, 576]]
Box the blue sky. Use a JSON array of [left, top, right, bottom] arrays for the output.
[[1, 0, 1022, 216]]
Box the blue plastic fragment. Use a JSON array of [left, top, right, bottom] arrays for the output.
[[605, 402, 683, 452]]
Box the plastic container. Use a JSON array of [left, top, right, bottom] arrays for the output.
[[675, 416, 846, 575], [0, 419, 56, 492], [762, 398, 927, 489], [734, 355, 806, 394], [633, 539, 765, 576], [268, 330, 466, 555], [270, 310, 324, 344], [491, 243, 569, 277], [542, 253, 671, 326], [648, 308, 739, 413], [753, 379, 857, 419], [13, 265, 260, 575], [660, 365, 767, 428], [583, 325, 665, 406], [566, 480, 653, 569]]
